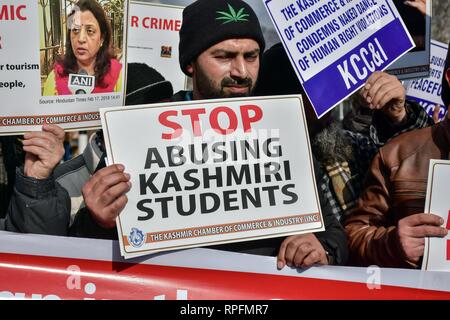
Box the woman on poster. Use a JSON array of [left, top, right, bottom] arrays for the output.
[[43, 0, 122, 95]]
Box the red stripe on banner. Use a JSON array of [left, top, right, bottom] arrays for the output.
[[0, 253, 449, 300], [447, 240, 450, 261], [446, 210, 450, 230]]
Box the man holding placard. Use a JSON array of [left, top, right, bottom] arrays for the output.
[[1, 64, 174, 237], [345, 43, 450, 268], [0, 124, 66, 234], [4, 0, 441, 273], [4, 0, 348, 269], [136, 0, 347, 267]]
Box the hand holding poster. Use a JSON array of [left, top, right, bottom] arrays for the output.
[[263, 0, 415, 118], [100, 96, 324, 258], [404, 40, 449, 122], [422, 160, 450, 271], [0, 0, 128, 134]]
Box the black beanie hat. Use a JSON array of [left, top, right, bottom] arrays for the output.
[[179, 0, 265, 76], [125, 63, 174, 105]]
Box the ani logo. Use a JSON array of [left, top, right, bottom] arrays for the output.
[[128, 228, 146, 248]]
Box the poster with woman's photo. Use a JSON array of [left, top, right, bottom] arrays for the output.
[[0, 0, 128, 135]]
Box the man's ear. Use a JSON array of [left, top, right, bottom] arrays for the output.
[[186, 63, 194, 75]]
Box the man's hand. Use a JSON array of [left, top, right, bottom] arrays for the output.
[[404, 0, 426, 16], [432, 104, 443, 124], [23, 124, 65, 179], [360, 71, 406, 123], [277, 233, 328, 269], [82, 164, 131, 229], [397, 213, 448, 263]]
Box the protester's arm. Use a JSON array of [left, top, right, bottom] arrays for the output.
[[344, 152, 406, 266], [344, 152, 447, 267], [68, 207, 118, 239], [369, 74, 433, 144], [22, 124, 65, 179], [4, 168, 70, 235], [314, 197, 349, 266], [276, 159, 348, 269], [4, 124, 70, 235], [67, 164, 131, 239], [277, 233, 328, 269], [82, 164, 131, 228], [397, 213, 447, 264], [360, 71, 406, 123], [276, 215, 348, 269], [432, 104, 443, 123], [404, 0, 426, 15], [359, 71, 433, 144], [371, 99, 433, 144]]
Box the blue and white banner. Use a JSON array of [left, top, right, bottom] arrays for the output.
[[263, 0, 415, 118], [405, 40, 448, 121]]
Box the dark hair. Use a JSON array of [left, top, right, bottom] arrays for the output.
[[125, 63, 173, 105], [58, 0, 113, 87], [441, 42, 450, 107]]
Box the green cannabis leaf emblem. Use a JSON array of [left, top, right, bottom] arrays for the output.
[[216, 4, 249, 24]]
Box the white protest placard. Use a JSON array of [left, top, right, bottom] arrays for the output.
[[127, 1, 187, 93], [100, 95, 324, 258], [404, 40, 448, 121], [0, 0, 128, 135], [386, 0, 431, 79], [422, 160, 450, 271], [263, 0, 415, 118]]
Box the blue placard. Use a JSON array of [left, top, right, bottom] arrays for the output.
[[264, 0, 415, 118], [404, 40, 449, 122]]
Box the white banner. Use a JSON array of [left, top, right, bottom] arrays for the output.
[[422, 159, 450, 271], [0, 0, 128, 134], [100, 95, 324, 258], [127, 1, 187, 93], [0, 231, 450, 300]]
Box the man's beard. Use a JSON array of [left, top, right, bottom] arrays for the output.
[[194, 62, 255, 99]]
